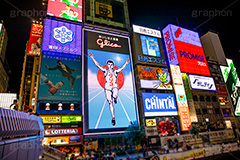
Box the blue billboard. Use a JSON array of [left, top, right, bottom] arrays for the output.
[[140, 35, 161, 57], [38, 52, 82, 102], [142, 93, 178, 117]]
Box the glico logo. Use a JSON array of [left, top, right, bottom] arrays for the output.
[[96, 39, 122, 49], [179, 50, 206, 66]]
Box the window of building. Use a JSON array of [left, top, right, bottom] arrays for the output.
[[206, 96, 211, 102], [196, 109, 201, 115], [222, 108, 232, 117], [200, 96, 205, 101], [212, 96, 217, 102], [193, 95, 198, 101], [215, 108, 221, 114], [208, 108, 214, 114], [202, 109, 208, 114]]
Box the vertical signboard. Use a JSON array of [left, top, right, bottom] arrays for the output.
[[27, 23, 43, 56], [84, 29, 138, 133], [170, 65, 191, 131], [132, 25, 166, 66], [47, 0, 83, 22], [220, 59, 240, 116], [162, 24, 210, 76]]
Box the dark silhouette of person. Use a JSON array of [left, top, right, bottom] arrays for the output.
[[45, 60, 77, 90]]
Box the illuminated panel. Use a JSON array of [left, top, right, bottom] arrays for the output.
[[188, 74, 216, 91], [137, 65, 172, 90], [142, 92, 178, 117], [170, 65, 191, 131], [42, 18, 82, 55], [163, 24, 210, 76], [40, 116, 61, 123], [44, 127, 82, 136], [27, 23, 43, 56], [47, 0, 82, 22], [145, 119, 157, 127], [133, 24, 161, 38], [85, 29, 139, 133]]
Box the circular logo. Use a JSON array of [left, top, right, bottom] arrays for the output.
[[45, 130, 50, 135]]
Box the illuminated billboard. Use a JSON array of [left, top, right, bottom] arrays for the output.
[[220, 59, 240, 116], [38, 52, 81, 102], [42, 18, 82, 55], [188, 74, 216, 91], [37, 102, 81, 114], [132, 25, 166, 66], [61, 116, 82, 123], [47, 0, 82, 22], [44, 127, 82, 136], [40, 116, 61, 124], [170, 65, 191, 131], [27, 23, 43, 56], [84, 29, 138, 133], [163, 24, 210, 76], [137, 65, 172, 90], [142, 93, 178, 117]]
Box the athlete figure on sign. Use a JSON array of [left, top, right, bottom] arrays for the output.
[[89, 52, 129, 126]]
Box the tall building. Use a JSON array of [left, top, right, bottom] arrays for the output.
[[0, 23, 9, 92]]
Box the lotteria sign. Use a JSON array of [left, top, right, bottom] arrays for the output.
[[142, 93, 178, 117], [162, 24, 210, 76], [44, 127, 82, 136], [189, 74, 216, 91]]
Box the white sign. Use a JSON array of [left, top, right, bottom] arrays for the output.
[[132, 24, 161, 38], [189, 74, 216, 91]]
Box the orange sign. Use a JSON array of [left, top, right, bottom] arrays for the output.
[[170, 65, 191, 131]]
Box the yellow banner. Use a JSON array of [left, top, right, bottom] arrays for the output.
[[146, 119, 157, 127], [95, 2, 113, 18], [41, 116, 61, 123]]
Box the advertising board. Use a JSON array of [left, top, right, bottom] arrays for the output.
[[42, 18, 82, 55], [170, 65, 191, 131], [163, 24, 210, 76], [37, 102, 81, 114], [188, 74, 216, 91], [84, 29, 138, 133], [27, 23, 43, 56], [132, 25, 166, 66], [142, 93, 178, 117], [44, 127, 82, 136], [40, 116, 61, 124], [38, 52, 82, 102], [47, 0, 82, 22], [61, 116, 82, 123], [137, 65, 172, 90]]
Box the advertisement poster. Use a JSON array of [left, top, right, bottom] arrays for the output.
[[38, 52, 81, 102], [163, 24, 210, 76], [27, 23, 43, 56], [85, 30, 138, 132], [137, 65, 172, 90], [42, 18, 82, 55], [132, 25, 166, 66], [142, 93, 178, 116], [188, 74, 216, 91], [95, 1, 113, 18], [170, 65, 191, 131], [47, 0, 82, 22], [156, 117, 178, 136]]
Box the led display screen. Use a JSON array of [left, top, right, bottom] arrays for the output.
[[42, 18, 82, 55], [140, 35, 161, 57], [84, 29, 138, 133], [142, 93, 178, 117], [137, 65, 172, 90], [38, 52, 81, 102], [188, 74, 216, 91], [47, 0, 82, 22], [163, 24, 210, 76], [132, 25, 166, 66], [37, 102, 81, 114], [27, 23, 43, 56]]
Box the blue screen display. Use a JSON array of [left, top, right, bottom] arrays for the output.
[[140, 35, 161, 57], [142, 92, 178, 117]]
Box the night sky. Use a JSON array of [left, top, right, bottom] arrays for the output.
[[0, 0, 239, 94]]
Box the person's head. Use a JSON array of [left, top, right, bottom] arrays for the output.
[[106, 60, 114, 69], [37, 37, 42, 45], [13, 99, 18, 104], [57, 60, 62, 65]]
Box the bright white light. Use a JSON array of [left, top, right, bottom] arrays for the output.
[[115, 56, 121, 62]]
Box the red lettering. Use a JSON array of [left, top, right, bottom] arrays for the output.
[[96, 39, 122, 48]]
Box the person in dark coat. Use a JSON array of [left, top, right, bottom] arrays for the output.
[[45, 60, 77, 90]]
